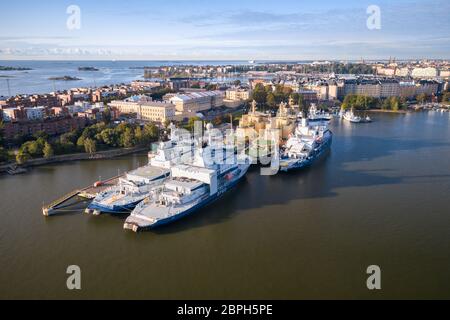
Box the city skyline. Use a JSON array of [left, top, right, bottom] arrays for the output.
[[1, 0, 449, 61]]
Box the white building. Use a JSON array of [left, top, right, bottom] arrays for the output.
[[411, 67, 438, 78], [225, 88, 252, 101], [109, 100, 176, 123], [24, 106, 45, 120], [169, 91, 224, 114]]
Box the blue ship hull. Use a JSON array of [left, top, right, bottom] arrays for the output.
[[280, 134, 332, 172], [88, 199, 143, 214], [145, 173, 247, 230]]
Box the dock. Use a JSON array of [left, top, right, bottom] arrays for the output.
[[42, 174, 124, 216]]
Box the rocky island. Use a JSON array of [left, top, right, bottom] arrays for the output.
[[48, 76, 82, 81], [78, 67, 99, 71], [0, 66, 32, 71]]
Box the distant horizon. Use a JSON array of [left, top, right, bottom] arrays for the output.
[[1, 0, 449, 61], [1, 58, 448, 63]]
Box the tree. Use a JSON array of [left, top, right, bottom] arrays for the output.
[[76, 136, 86, 150], [0, 147, 8, 163], [121, 128, 135, 148], [290, 93, 300, 105], [43, 142, 54, 158], [84, 138, 97, 155], [16, 150, 31, 164], [417, 93, 428, 104], [100, 128, 118, 147], [103, 107, 112, 124], [267, 92, 276, 108], [20, 140, 44, 158], [143, 123, 159, 141], [252, 83, 267, 106], [33, 131, 49, 141], [298, 94, 307, 114], [233, 80, 241, 86], [60, 130, 79, 145]]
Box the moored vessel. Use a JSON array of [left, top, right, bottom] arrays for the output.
[[124, 147, 251, 231], [279, 118, 332, 172]]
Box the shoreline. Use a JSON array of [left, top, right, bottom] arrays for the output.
[[0, 147, 148, 175], [367, 109, 409, 114]]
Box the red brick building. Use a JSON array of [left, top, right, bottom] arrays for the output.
[[3, 116, 88, 140]]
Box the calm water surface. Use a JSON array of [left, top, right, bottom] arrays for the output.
[[0, 112, 449, 299]]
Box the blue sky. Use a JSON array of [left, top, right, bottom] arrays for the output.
[[0, 0, 449, 60]]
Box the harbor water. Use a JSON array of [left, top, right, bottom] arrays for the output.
[[0, 111, 449, 299]]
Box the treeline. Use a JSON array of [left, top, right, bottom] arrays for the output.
[[301, 63, 375, 75], [341, 94, 407, 111], [252, 83, 308, 112], [15, 122, 160, 164]]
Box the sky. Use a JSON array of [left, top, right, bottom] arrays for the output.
[[0, 0, 449, 60]]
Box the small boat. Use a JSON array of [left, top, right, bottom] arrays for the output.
[[343, 110, 362, 123]]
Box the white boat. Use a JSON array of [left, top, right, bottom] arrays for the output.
[[343, 110, 362, 123], [279, 119, 333, 172], [308, 104, 333, 122]]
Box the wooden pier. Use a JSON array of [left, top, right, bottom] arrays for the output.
[[42, 174, 124, 216]]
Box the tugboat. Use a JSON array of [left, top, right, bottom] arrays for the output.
[[308, 104, 333, 122], [342, 109, 362, 123], [123, 146, 251, 231], [279, 118, 333, 172]]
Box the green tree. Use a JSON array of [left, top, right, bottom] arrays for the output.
[[121, 128, 135, 148], [33, 131, 49, 141], [0, 147, 8, 163], [16, 150, 31, 164], [417, 93, 428, 104], [100, 128, 118, 147], [298, 94, 307, 114], [76, 136, 86, 150], [43, 142, 54, 158], [267, 92, 276, 108], [134, 126, 144, 145], [252, 83, 267, 106], [84, 138, 97, 154], [143, 123, 159, 141], [290, 93, 300, 105], [103, 107, 112, 124], [163, 119, 171, 129], [60, 130, 79, 145]]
